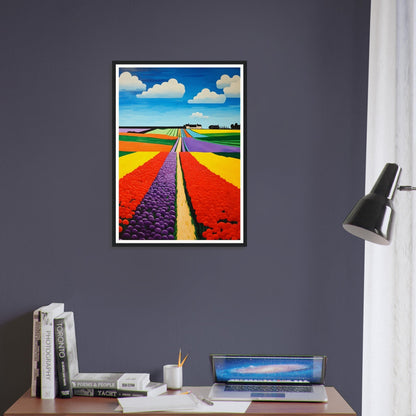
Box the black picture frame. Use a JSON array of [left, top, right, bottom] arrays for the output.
[[113, 61, 247, 246]]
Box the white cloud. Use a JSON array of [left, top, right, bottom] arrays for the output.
[[136, 78, 185, 98], [119, 71, 146, 91], [216, 75, 239, 89], [223, 82, 240, 97], [191, 112, 209, 118], [188, 88, 226, 104], [216, 74, 240, 97]]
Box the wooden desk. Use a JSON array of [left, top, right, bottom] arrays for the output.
[[4, 387, 356, 416]]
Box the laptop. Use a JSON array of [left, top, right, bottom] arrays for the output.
[[208, 354, 328, 402]]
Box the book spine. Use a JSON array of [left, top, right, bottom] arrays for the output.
[[117, 390, 147, 397], [72, 380, 118, 389], [73, 387, 118, 397], [54, 317, 71, 398], [117, 390, 148, 397], [40, 305, 64, 399], [117, 374, 150, 391], [73, 388, 147, 398], [31, 309, 41, 397]]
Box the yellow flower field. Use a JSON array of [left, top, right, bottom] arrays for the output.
[[192, 152, 240, 188], [119, 151, 159, 179]]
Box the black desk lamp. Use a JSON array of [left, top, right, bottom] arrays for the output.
[[343, 163, 416, 245]]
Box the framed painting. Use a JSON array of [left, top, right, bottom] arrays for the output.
[[113, 61, 246, 245]]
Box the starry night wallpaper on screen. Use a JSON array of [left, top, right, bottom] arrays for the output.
[[212, 356, 325, 384]]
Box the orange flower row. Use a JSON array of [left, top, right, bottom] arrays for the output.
[[180, 153, 240, 240], [119, 141, 173, 152], [120, 132, 176, 140], [182, 129, 192, 138]]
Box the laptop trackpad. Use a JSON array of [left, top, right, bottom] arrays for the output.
[[251, 393, 285, 398]]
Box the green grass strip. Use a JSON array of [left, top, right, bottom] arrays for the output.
[[147, 128, 178, 136], [213, 152, 240, 159], [201, 133, 240, 140], [195, 134, 240, 146], [119, 151, 135, 157]]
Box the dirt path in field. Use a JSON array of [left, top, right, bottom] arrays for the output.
[[176, 136, 196, 240]]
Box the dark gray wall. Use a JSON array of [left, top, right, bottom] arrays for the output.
[[0, 1, 369, 415]]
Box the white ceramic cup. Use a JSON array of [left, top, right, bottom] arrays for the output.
[[163, 364, 183, 389]]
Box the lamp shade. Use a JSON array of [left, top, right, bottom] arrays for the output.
[[342, 163, 401, 245]]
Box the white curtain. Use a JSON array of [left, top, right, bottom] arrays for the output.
[[363, 1, 416, 416]]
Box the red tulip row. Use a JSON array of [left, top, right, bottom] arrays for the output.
[[180, 153, 240, 240], [118, 152, 169, 223]]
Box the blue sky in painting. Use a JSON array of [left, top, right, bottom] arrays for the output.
[[117, 66, 242, 128]]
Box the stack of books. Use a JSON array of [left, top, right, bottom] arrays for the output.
[[31, 302, 167, 399]]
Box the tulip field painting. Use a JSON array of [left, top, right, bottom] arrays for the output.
[[113, 62, 246, 245]]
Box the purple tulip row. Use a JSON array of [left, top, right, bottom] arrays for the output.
[[171, 138, 179, 152], [182, 135, 240, 153], [120, 153, 177, 240]]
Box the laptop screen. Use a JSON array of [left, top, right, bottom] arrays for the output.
[[211, 354, 326, 384]]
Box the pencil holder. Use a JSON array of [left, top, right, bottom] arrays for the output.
[[163, 364, 183, 389]]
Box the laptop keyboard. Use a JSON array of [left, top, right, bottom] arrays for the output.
[[225, 384, 313, 393]]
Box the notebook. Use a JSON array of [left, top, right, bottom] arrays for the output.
[[208, 354, 328, 402]]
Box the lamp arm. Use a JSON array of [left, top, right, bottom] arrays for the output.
[[398, 186, 416, 191]]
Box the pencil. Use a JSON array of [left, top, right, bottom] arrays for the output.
[[180, 354, 189, 367]]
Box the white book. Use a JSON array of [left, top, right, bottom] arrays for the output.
[[40, 303, 64, 399], [117, 373, 150, 391], [72, 373, 150, 391]]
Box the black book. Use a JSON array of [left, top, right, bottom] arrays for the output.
[[54, 312, 79, 398]]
